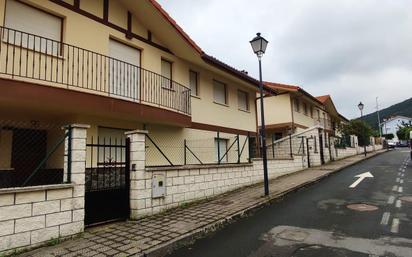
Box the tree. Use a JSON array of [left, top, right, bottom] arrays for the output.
[[397, 122, 412, 140], [339, 120, 373, 146]]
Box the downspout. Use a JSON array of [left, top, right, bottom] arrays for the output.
[[290, 93, 295, 134]]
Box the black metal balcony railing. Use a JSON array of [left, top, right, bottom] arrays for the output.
[[0, 26, 191, 115]]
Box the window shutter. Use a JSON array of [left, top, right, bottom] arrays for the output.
[[213, 80, 226, 104]]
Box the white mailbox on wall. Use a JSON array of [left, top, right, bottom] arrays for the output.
[[152, 174, 166, 198]]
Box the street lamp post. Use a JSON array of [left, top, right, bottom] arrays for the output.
[[250, 33, 269, 196], [358, 102, 367, 156]]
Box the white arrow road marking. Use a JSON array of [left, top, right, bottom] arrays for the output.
[[380, 212, 391, 225], [349, 172, 374, 188], [391, 218, 400, 233]]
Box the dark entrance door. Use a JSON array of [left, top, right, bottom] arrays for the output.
[[319, 130, 325, 165], [85, 137, 130, 226], [11, 128, 47, 186]]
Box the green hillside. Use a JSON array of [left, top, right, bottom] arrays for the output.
[[359, 97, 412, 130]]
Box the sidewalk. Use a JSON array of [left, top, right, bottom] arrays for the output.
[[17, 150, 386, 257]]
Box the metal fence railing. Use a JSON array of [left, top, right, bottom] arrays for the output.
[[0, 120, 71, 188], [265, 134, 306, 160], [0, 26, 191, 115], [145, 132, 250, 167]]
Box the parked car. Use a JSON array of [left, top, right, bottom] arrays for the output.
[[387, 140, 396, 148]]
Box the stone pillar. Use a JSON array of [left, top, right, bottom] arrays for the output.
[[125, 130, 149, 219], [63, 124, 89, 235]]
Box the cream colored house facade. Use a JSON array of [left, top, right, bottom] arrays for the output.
[[0, 0, 272, 169], [259, 82, 347, 144]]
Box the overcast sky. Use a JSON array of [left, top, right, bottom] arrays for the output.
[[157, 0, 412, 119]]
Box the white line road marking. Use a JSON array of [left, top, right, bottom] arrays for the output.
[[400, 179, 404, 184], [393, 185, 398, 191], [398, 187, 403, 193], [381, 212, 391, 225], [401, 173, 404, 177], [387, 196, 395, 204], [398, 172, 402, 176], [396, 178, 400, 182], [396, 200, 402, 208], [391, 218, 400, 233]]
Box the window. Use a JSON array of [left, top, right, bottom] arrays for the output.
[[293, 99, 300, 112], [4, 0, 62, 55], [189, 70, 198, 96], [215, 138, 228, 163], [303, 103, 308, 115], [213, 80, 227, 105], [310, 106, 314, 118], [109, 39, 140, 98], [237, 90, 249, 111], [161, 59, 172, 88], [317, 110, 320, 121]]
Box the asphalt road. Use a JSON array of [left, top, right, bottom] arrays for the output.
[[165, 149, 412, 257]]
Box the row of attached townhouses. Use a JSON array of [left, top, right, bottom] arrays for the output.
[[0, 0, 381, 254]]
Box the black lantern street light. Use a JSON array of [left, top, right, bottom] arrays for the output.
[[358, 102, 367, 156], [250, 33, 269, 196]]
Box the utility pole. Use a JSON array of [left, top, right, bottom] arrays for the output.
[[376, 97, 382, 138]]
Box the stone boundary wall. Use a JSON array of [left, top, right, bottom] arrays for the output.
[[0, 124, 88, 255], [0, 185, 82, 254], [128, 127, 317, 218]]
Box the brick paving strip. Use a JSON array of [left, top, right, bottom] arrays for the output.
[[17, 150, 386, 257]]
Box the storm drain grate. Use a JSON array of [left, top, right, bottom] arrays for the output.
[[346, 203, 378, 212]]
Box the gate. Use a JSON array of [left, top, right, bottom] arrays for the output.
[[319, 130, 325, 165], [85, 137, 130, 226]]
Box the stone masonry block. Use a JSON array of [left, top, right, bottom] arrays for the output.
[[15, 191, 45, 204], [15, 216, 45, 233], [172, 177, 184, 185], [59, 221, 83, 237], [178, 170, 189, 176], [72, 209, 84, 222], [72, 185, 85, 197], [130, 151, 145, 161], [0, 204, 31, 221], [0, 232, 30, 252], [184, 176, 194, 184], [71, 138, 86, 150], [0, 194, 14, 207], [70, 173, 85, 185], [46, 211, 72, 227], [60, 199, 74, 211], [0, 220, 14, 237], [71, 149, 86, 162], [47, 188, 73, 200], [30, 226, 59, 245], [33, 200, 60, 216]]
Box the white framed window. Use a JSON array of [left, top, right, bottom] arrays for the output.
[[215, 138, 228, 163], [293, 99, 300, 112], [161, 59, 172, 88], [237, 90, 249, 111], [4, 0, 62, 55], [303, 103, 308, 115], [108, 39, 140, 98], [189, 70, 198, 96], [213, 80, 227, 105]]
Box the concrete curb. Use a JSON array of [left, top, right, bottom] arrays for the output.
[[138, 150, 388, 257]]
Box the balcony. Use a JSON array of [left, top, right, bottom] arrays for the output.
[[0, 26, 191, 117], [315, 118, 333, 131]]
